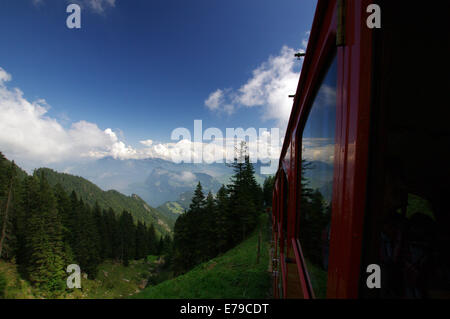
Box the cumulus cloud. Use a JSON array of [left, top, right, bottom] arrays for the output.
[[1, 64, 323, 175], [0, 68, 11, 83], [0, 69, 281, 172], [0, 67, 137, 168], [204, 33, 310, 130], [140, 139, 153, 147]]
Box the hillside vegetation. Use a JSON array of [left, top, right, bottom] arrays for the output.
[[134, 214, 271, 299], [0, 258, 161, 299], [157, 201, 185, 224], [0, 152, 172, 297], [35, 168, 171, 236]]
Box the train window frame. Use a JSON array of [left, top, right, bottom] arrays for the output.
[[295, 52, 338, 299], [274, 0, 377, 299], [286, 1, 342, 299]]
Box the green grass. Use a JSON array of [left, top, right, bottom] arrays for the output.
[[70, 259, 153, 299], [133, 214, 271, 299], [0, 260, 36, 299], [304, 259, 328, 299], [157, 201, 185, 226], [0, 258, 157, 299]]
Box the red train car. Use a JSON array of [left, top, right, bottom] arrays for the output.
[[271, 0, 450, 299]]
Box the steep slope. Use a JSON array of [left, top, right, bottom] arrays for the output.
[[133, 214, 271, 299], [35, 168, 172, 236], [157, 201, 184, 224], [127, 168, 223, 207], [55, 157, 269, 208]]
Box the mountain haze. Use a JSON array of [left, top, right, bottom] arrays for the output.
[[35, 168, 172, 236]]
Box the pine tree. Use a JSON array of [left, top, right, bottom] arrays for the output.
[[190, 182, 205, 211], [263, 176, 275, 208], [118, 210, 135, 266], [26, 173, 66, 292], [202, 191, 217, 259], [146, 223, 157, 256], [0, 162, 17, 260], [135, 221, 148, 260], [215, 185, 230, 253], [72, 201, 101, 278]]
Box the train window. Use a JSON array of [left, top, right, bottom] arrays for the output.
[[282, 172, 288, 246], [298, 56, 337, 298]]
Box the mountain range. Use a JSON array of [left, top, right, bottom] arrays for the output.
[[54, 157, 268, 208], [33, 167, 172, 237]]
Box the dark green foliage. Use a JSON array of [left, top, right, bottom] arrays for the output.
[[0, 159, 18, 260], [25, 173, 67, 291], [146, 224, 158, 256], [34, 168, 171, 237], [0, 152, 161, 294], [173, 142, 263, 274], [118, 211, 136, 265], [263, 176, 275, 208]]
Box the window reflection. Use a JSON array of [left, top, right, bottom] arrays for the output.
[[299, 56, 337, 298]]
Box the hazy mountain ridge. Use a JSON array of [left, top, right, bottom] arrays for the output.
[[56, 157, 269, 208], [35, 167, 172, 236]]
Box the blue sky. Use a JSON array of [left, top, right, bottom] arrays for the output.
[[0, 0, 316, 169]]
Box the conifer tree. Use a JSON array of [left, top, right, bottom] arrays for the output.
[[0, 162, 17, 259], [25, 173, 66, 292], [190, 182, 205, 211], [146, 223, 157, 255]]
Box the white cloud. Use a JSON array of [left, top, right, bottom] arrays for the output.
[[302, 138, 335, 164], [205, 89, 224, 111], [85, 0, 116, 13], [0, 67, 137, 168], [140, 139, 153, 147], [1, 63, 324, 175], [204, 89, 235, 115], [204, 33, 310, 131], [0, 68, 11, 83], [169, 171, 196, 184]]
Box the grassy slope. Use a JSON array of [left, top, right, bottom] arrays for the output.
[[133, 214, 271, 299], [36, 168, 172, 236], [157, 201, 185, 225], [0, 258, 159, 299], [70, 259, 153, 299], [0, 261, 35, 299]]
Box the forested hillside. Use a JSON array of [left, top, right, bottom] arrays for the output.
[[172, 143, 272, 275], [157, 201, 184, 227], [0, 152, 172, 297], [134, 214, 271, 299], [35, 168, 172, 237], [0, 143, 274, 299]]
